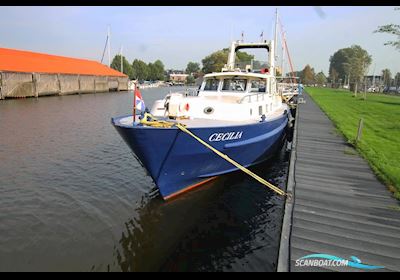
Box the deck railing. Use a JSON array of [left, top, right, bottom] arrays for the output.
[[238, 92, 267, 103]]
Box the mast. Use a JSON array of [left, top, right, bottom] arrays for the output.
[[281, 34, 285, 78], [274, 8, 279, 75], [120, 45, 123, 73], [227, 41, 237, 70], [108, 25, 111, 67], [100, 27, 109, 65], [278, 17, 295, 84]]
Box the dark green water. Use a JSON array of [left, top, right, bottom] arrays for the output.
[[0, 87, 289, 272]]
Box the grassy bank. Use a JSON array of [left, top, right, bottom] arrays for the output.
[[305, 87, 400, 199]]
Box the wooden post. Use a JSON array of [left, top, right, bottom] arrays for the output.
[[356, 118, 363, 143]]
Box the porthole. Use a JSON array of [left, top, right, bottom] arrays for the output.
[[204, 107, 214, 114]]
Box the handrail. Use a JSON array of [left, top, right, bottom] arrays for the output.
[[238, 92, 267, 103]]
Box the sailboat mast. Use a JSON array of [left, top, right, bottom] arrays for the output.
[[281, 37, 285, 78], [108, 26, 111, 67], [120, 45, 123, 73], [274, 8, 279, 75]]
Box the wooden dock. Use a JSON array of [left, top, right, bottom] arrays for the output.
[[278, 92, 400, 272]]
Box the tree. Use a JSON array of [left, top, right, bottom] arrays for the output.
[[185, 62, 200, 74], [234, 49, 254, 65], [350, 45, 372, 94], [374, 8, 400, 51], [382, 69, 392, 87], [301, 65, 315, 85], [329, 45, 372, 93], [131, 59, 149, 81], [147, 63, 157, 81], [186, 75, 195, 85], [110, 55, 134, 79], [315, 71, 327, 86], [152, 60, 165, 81], [329, 48, 352, 82], [201, 48, 254, 73], [201, 50, 228, 74], [329, 67, 339, 87]]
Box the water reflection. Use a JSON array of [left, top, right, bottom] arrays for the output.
[[108, 140, 289, 272]]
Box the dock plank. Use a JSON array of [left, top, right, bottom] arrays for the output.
[[277, 92, 400, 272]]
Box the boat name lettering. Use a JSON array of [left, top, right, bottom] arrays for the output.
[[209, 131, 243, 142]]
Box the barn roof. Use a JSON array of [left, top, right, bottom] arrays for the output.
[[0, 47, 126, 77]]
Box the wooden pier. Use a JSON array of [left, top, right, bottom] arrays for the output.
[[278, 92, 400, 272]]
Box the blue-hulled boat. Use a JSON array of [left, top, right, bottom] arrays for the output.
[[112, 40, 289, 200]]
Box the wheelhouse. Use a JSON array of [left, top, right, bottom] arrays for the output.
[[199, 72, 276, 99]]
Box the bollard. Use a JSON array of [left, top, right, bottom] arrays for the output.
[[356, 118, 363, 143]]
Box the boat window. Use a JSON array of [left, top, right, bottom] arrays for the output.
[[250, 80, 267, 93], [222, 78, 247, 92], [203, 79, 220, 91]]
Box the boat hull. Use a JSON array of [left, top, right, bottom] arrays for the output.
[[112, 113, 288, 200]]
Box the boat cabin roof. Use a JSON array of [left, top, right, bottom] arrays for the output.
[[204, 71, 272, 80]]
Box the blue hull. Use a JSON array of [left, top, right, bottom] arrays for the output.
[[112, 113, 288, 200]]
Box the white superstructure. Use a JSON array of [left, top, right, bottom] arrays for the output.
[[150, 40, 287, 123]]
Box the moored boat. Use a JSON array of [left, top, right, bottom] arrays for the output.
[[112, 40, 289, 200]]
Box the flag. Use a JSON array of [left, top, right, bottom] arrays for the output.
[[134, 87, 145, 111]]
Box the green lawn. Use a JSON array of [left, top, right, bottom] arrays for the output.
[[305, 87, 400, 199]]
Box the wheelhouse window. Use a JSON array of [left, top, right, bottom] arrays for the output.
[[221, 78, 247, 92], [203, 79, 220, 91], [250, 79, 267, 93]]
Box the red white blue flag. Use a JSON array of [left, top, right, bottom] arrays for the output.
[[134, 87, 145, 111]]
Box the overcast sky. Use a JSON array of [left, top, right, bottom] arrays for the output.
[[0, 6, 399, 75]]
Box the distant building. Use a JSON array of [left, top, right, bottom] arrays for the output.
[[169, 73, 189, 83], [363, 75, 383, 91], [0, 47, 128, 99], [166, 69, 185, 75], [364, 75, 382, 86]]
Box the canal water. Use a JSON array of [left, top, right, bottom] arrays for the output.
[[0, 87, 289, 272]]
